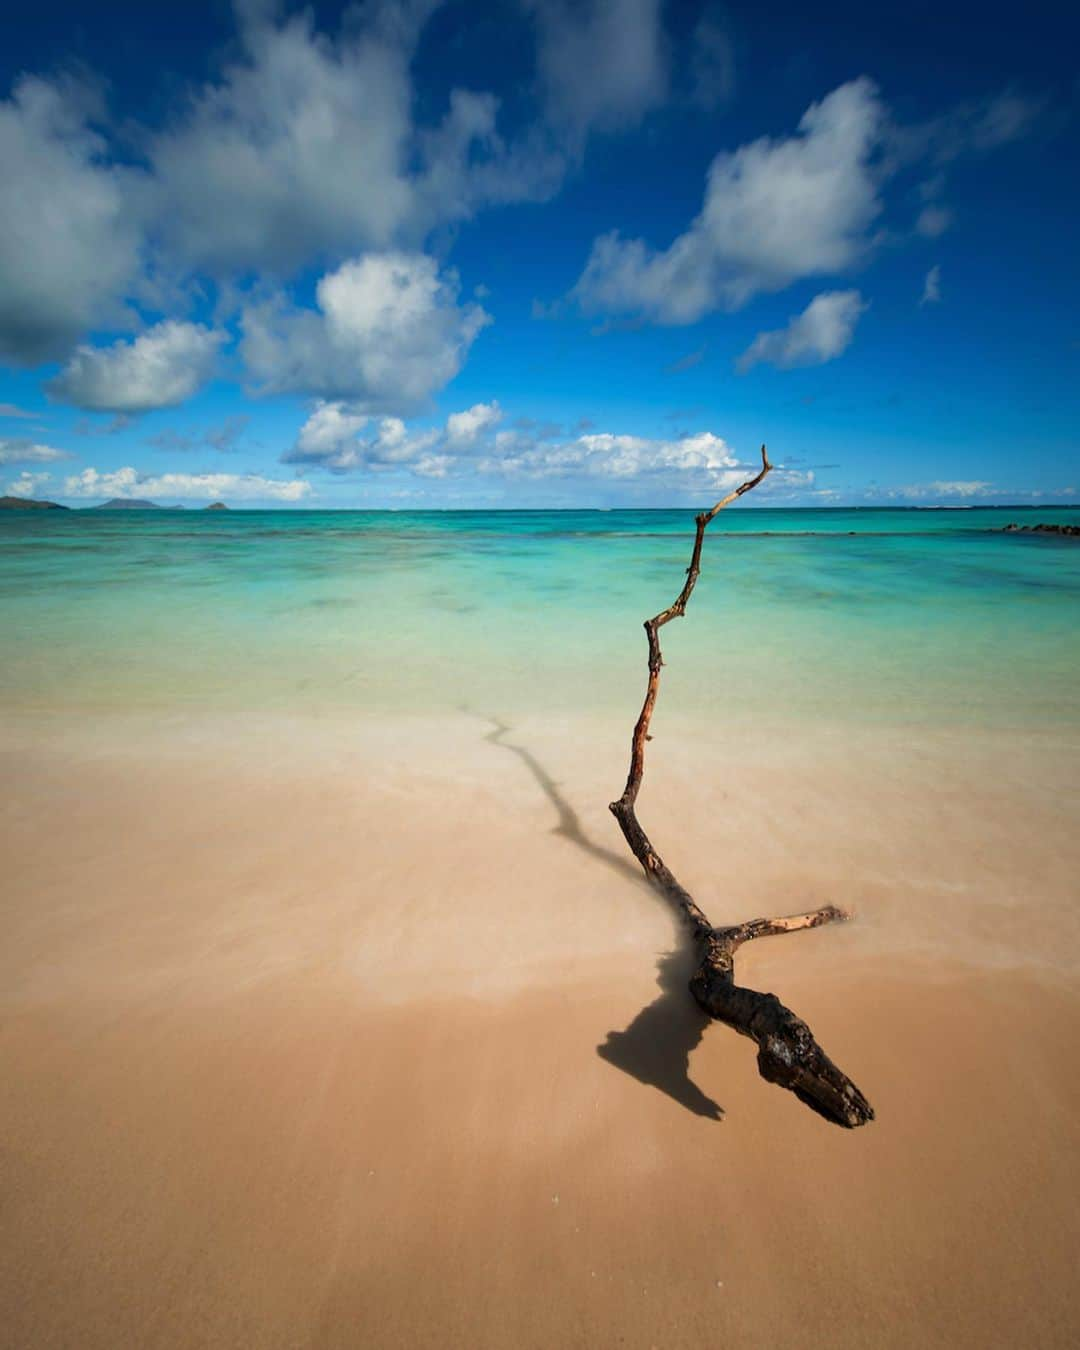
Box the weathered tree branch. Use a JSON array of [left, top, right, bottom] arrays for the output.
[[610, 446, 873, 1128]]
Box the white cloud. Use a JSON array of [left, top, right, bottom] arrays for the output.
[[414, 453, 453, 478], [0, 0, 1046, 412], [284, 401, 439, 473], [478, 427, 817, 497], [0, 6, 561, 368], [569, 79, 1044, 327], [286, 404, 744, 484], [573, 79, 886, 323], [0, 439, 72, 464], [293, 401, 370, 460], [4, 470, 52, 498], [920, 264, 942, 306], [737, 289, 867, 372], [446, 401, 502, 445], [242, 252, 490, 408], [415, 87, 566, 223], [0, 75, 143, 363], [528, 0, 668, 140], [148, 6, 564, 279], [283, 398, 814, 498], [478, 428, 758, 486], [147, 8, 417, 276], [888, 480, 992, 499], [285, 398, 503, 474], [63, 466, 312, 502], [47, 320, 225, 412]]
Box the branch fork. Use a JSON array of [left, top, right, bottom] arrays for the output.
[[609, 447, 873, 1128]]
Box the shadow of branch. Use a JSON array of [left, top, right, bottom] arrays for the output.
[[476, 713, 723, 1122], [596, 945, 722, 1121]]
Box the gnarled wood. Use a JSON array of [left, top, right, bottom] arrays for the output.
[[610, 446, 873, 1128]]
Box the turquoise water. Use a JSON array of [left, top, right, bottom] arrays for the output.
[[2, 507, 1079, 728]]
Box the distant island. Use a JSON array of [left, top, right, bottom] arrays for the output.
[[205, 502, 229, 511], [93, 498, 164, 510], [0, 495, 69, 511]]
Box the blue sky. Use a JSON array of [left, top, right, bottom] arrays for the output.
[[1, 0, 1077, 507]]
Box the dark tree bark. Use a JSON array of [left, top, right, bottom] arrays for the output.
[[610, 447, 874, 1128]]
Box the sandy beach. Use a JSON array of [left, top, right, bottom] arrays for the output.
[[3, 709, 1078, 1348]]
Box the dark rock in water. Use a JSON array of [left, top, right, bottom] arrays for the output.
[[93, 498, 163, 510], [204, 502, 229, 511], [0, 495, 69, 510], [1002, 522, 1080, 537]]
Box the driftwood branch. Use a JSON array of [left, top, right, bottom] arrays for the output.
[[610, 446, 873, 1128]]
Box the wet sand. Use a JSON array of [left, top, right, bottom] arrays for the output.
[[2, 711, 1079, 1347]]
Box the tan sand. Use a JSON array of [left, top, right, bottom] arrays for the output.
[[2, 710, 1079, 1348]]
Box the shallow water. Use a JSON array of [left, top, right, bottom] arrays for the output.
[[2, 506, 1079, 728]]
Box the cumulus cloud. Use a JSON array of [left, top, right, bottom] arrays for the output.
[[570, 79, 1044, 327], [47, 321, 225, 412], [147, 4, 569, 278], [283, 402, 438, 473], [477, 429, 748, 484], [291, 401, 369, 461], [737, 290, 867, 372], [283, 396, 814, 498], [148, 8, 417, 275], [0, 438, 72, 464], [413, 453, 453, 478], [0, 4, 566, 370], [574, 79, 886, 323], [284, 399, 502, 474], [4, 470, 52, 497], [527, 0, 668, 140], [478, 426, 817, 496], [446, 401, 502, 445], [0, 75, 142, 363], [242, 252, 490, 408], [0, 0, 1046, 416], [63, 465, 312, 502], [483, 432, 814, 498], [920, 264, 942, 306]]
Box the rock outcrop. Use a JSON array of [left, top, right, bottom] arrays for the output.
[[1003, 522, 1080, 537]]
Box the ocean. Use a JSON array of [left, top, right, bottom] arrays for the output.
[[3, 505, 1079, 730]]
